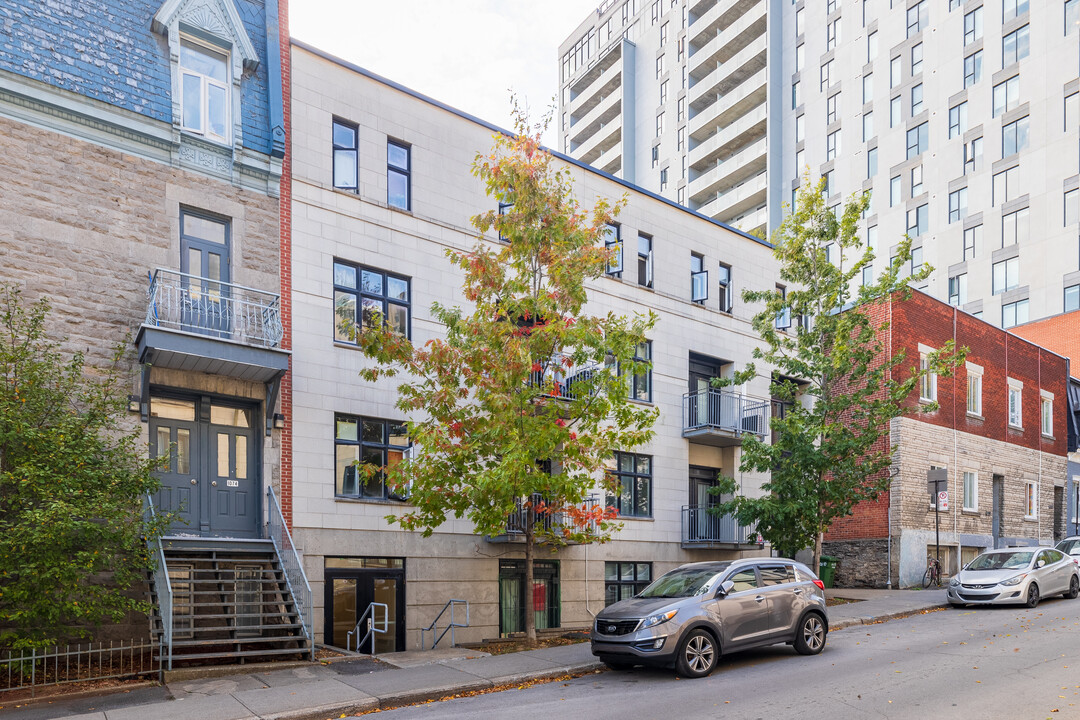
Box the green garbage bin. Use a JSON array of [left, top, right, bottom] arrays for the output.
[[818, 556, 839, 588]]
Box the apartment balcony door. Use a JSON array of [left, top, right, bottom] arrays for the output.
[[689, 354, 728, 426], [180, 209, 231, 337]]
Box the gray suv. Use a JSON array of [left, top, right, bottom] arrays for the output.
[[591, 558, 828, 678]]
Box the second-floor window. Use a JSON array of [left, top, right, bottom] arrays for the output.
[[775, 285, 791, 329], [625, 341, 652, 402], [335, 415, 410, 500], [180, 38, 229, 143], [920, 351, 937, 402], [1008, 383, 1023, 427], [604, 223, 623, 275], [967, 369, 982, 415], [1042, 395, 1054, 436], [334, 261, 410, 342]]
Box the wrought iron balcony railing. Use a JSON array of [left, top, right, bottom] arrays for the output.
[[529, 352, 602, 401], [145, 268, 283, 348], [682, 388, 769, 437], [682, 504, 755, 545], [500, 494, 602, 539]]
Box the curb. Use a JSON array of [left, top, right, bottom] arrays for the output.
[[255, 661, 604, 720], [830, 604, 949, 630]]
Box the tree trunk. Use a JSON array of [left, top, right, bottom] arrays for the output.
[[524, 515, 537, 646]]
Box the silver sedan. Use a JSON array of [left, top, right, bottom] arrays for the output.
[[948, 547, 1080, 608]]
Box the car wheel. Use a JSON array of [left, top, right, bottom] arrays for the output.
[[793, 613, 827, 655], [675, 629, 718, 678], [1068, 575, 1079, 600], [600, 657, 635, 671], [1025, 583, 1040, 608]]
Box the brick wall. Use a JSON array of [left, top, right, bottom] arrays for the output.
[[277, 0, 292, 527], [0, 0, 271, 153]]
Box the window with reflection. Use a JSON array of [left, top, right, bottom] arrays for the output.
[[334, 415, 410, 500], [333, 261, 410, 342]]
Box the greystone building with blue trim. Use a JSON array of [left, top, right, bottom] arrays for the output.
[[0, 0, 311, 666]]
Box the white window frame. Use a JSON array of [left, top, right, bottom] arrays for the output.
[[1008, 379, 1023, 429], [962, 471, 978, 512], [966, 362, 983, 416], [1024, 480, 1037, 520], [1041, 391, 1054, 437], [179, 36, 231, 143], [919, 344, 937, 402]]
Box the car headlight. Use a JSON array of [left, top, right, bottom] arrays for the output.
[[949, 577, 960, 587], [641, 609, 677, 629], [999, 573, 1027, 587]]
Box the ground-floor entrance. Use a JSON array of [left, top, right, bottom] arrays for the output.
[[499, 559, 559, 636], [324, 557, 405, 653], [150, 392, 259, 537]]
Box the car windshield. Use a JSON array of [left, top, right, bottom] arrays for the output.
[[637, 567, 724, 598], [966, 551, 1033, 571]]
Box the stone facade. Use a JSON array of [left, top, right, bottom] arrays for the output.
[[289, 42, 780, 647]]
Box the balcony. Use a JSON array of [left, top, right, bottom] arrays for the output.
[[530, 352, 602, 401], [681, 505, 757, 549], [135, 268, 289, 433], [694, 171, 768, 225], [682, 389, 769, 447], [486, 495, 602, 543]]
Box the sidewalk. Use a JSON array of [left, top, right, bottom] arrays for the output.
[[2, 588, 948, 720]]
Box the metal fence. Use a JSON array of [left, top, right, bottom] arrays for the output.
[[145, 268, 283, 348], [503, 494, 601, 537], [266, 485, 314, 660], [0, 639, 160, 696], [529, 352, 601, 401]]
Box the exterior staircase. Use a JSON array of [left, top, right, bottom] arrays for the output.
[[147, 538, 311, 666], [145, 488, 313, 669]]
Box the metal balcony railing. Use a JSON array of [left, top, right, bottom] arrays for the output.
[[145, 268, 283, 348], [530, 353, 602, 401], [502, 494, 601, 538], [682, 504, 755, 545], [683, 389, 769, 437]]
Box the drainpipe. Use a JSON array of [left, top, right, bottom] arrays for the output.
[[886, 300, 893, 588]]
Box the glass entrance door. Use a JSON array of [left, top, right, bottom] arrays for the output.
[[323, 559, 405, 653], [150, 397, 199, 530], [498, 560, 560, 636]]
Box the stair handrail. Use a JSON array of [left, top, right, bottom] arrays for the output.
[[144, 493, 174, 671], [265, 485, 314, 660], [346, 601, 388, 654], [420, 599, 469, 650]]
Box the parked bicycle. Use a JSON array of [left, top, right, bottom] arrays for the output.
[[923, 555, 942, 588]]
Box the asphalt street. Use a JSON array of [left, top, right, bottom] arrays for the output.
[[377, 596, 1080, 719]]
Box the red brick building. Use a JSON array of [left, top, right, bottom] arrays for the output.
[[823, 291, 1068, 587]]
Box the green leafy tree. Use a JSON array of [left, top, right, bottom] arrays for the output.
[[0, 286, 166, 649], [714, 178, 963, 571], [356, 113, 657, 643]]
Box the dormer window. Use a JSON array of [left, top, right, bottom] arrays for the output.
[[181, 38, 230, 142]]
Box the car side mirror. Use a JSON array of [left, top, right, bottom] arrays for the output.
[[716, 580, 735, 597], [1037, 559, 1046, 568]]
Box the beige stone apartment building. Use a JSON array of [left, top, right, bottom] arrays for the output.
[[288, 40, 783, 650]]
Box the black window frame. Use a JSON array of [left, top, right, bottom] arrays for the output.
[[717, 262, 732, 313], [604, 562, 652, 605], [963, 50, 982, 88], [621, 341, 653, 403], [637, 233, 654, 288], [1001, 116, 1029, 157], [332, 118, 359, 192], [1002, 24, 1029, 67], [690, 252, 707, 303], [906, 122, 928, 159], [334, 414, 410, 501], [604, 223, 623, 276], [333, 260, 411, 343], [387, 139, 411, 211], [605, 451, 652, 518]]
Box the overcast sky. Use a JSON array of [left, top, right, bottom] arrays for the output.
[[291, 1, 599, 147]]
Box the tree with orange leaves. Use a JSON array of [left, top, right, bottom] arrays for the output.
[[355, 110, 657, 644]]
